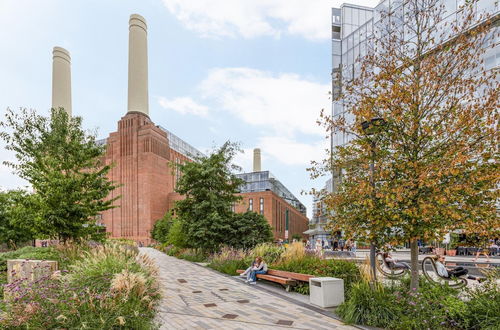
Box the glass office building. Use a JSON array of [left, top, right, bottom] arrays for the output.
[[236, 171, 307, 215], [332, 0, 500, 151], [314, 0, 500, 237]]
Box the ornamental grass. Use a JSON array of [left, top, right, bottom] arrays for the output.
[[0, 242, 160, 329]]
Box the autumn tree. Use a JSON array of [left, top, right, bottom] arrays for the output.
[[314, 0, 499, 289], [0, 108, 119, 242]]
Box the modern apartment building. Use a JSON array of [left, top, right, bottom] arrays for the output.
[[310, 0, 500, 241], [331, 0, 499, 151], [234, 150, 309, 241]]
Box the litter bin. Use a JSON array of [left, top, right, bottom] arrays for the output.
[[309, 277, 344, 308]]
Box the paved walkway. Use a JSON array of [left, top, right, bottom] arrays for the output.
[[141, 248, 355, 330]]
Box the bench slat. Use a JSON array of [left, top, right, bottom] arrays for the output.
[[267, 269, 314, 282], [236, 269, 310, 285], [257, 274, 296, 285]]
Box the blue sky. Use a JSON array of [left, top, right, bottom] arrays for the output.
[[0, 0, 379, 217]]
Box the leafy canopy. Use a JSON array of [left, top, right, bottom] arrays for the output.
[[174, 142, 272, 252], [0, 108, 119, 242], [0, 190, 36, 248], [151, 211, 174, 244], [311, 0, 499, 289]]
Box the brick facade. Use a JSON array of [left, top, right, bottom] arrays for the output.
[[234, 191, 309, 241], [101, 112, 173, 244], [100, 113, 308, 244]]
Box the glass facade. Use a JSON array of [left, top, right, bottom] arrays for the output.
[[332, 0, 500, 150], [158, 125, 204, 161], [98, 127, 203, 162], [236, 171, 307, 215]]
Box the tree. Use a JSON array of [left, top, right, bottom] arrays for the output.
[[228, 212, 273, 249], [166, 217, 190, 248], [314, 0, 499, 289], [174, 142, 244, 252], [0, 190, 36, 248], [0, 108, 119, 242], [151, 211, 174, 244]]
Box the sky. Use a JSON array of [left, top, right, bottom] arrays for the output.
[[0, 0, 379, 218]]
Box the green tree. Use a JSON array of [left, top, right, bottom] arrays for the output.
[[0, 190, 36, 248], [0, 108, 119, 242], [174, 142, 244, 252], [166, 217, 190, 248], [151, 211, 174, 244], [228, 211, 273, 249], [314, 1, 499, 289]]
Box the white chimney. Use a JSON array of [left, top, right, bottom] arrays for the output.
[[253, 148, 261, 172], [127, 14, 149, 116], [52, 47, 72, 116]]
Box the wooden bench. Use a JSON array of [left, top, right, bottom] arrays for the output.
[[237, 269, 314, 291]]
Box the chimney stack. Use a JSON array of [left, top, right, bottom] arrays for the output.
[[253, 148, 261, 172], [127, 14, 149, 116], [52, 47, 72, 116]]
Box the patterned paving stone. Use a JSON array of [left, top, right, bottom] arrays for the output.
[[141, 248, 356, 330]]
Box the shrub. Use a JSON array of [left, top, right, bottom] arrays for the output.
[[67, 243, 142, 292], [0, 242, 160, 329], [337, 274, 500, 330], [462, 277, 500, 329], [227, 212, 274, 249], [208, 247, 251, 275], [151, 211, 174, 244], [176, 249, 208, 262], [279, 241, 305, 263], [389, 281, 466, 330], [273, 256, 361, 295], [165, 245, 182, 257], [251, 243, 284, 264], [167, 218, 189, 248], [337, 281, 398, 327]]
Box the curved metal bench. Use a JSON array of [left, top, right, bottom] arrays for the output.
[[375, 253, 408, 278], [421, 256, 467, 288]]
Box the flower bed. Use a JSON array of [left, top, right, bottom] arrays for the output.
[[0, 242, 160, 328], [337, 274, 500, 329]]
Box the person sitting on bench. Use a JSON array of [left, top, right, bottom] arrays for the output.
[[239, 257, 259, 278], [246, 257, 267, 285], [433, 255, 484, 282], [383, 252, 411, 270]]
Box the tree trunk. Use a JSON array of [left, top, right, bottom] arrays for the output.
[[370, 241, 377, 282], [410, 239, 419, 290]]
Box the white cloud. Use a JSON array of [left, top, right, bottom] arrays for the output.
[[200, 67, 329, 137], [158, 96, 209, 117], [0, 146, 28, 190], [258, 136, 329, 166], [162, 0, 380, 40]]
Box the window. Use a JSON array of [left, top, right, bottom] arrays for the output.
[[231, 203, 235, 212], [259, 198, 264, 215], [249, 198, 253, 211]]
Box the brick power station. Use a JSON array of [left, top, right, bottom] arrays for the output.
[[50, 14, 309, 245]]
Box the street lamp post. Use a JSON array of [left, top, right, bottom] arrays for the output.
[[361, 117, 386, 282]]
